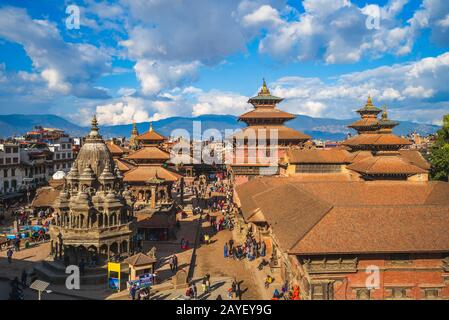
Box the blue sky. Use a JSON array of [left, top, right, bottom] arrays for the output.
[[0, 0, 448, 125]]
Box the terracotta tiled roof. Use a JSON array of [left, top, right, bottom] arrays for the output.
[[106, 141, 129, 155], [239, 107, 296, 120], [398, 150, 430, 170], [347, 155, 427, 175], [31, 187, 60, 208], [124, 147, 171, 161], [252, 183, 333, 251], [348, 118, 379, 128], [342, 134, 412, 147], [235, 177, 449, 254], [346, 150, 373, 163], [286, 149, 350, 164], [291, 206, 449, 255], [124, 252, 156, 266], [123, 165, 182, 182], [114, 159, 135, 172], [136, 130, 165, 141], [233, 126, 310, 141]]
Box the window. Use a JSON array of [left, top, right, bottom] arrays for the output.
[[12, 147, 18, 153], [390, 288, 408, 299], [296, 164, 342, 173], [11, 169, 15, 177], [56, 154, 60, 160], [356, 288, 370, 300], [0, 158, 3, 164], [3, 169, 7, 178], [62, 153, 66, 159], [424, 288, 440, 299], [11, 180, 17, 189], [311, 282, 333, 300], [5, 147, 11, 153], [5, 158, 11, 164], [13, 157, 18, 163]]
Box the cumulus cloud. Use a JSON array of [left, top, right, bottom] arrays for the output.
[[0, 6, 111, 98], [134, 60, 201, 95], [258, 0, 417, 63], [269, 52, 449, 123], [191, 90, 249, 116]]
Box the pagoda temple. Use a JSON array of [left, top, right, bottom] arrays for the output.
[[229, 79, 310, 183], [123, 123, 182, 207], [343, 98, 429, 181]]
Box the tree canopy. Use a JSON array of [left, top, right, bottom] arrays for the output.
[[430, 115, 449, 181]]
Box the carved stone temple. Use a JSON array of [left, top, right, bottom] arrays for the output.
[[49, 116, 136, 264]]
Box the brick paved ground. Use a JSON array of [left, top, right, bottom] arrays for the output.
[[191, 219, 264, 300]]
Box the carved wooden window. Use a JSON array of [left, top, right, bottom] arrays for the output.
[[296, 164, 341, 173], [356, 288, 370, 300], [423, 288, 439, 299], [311, 282, 333, 300], [391, 288, 407, 299]]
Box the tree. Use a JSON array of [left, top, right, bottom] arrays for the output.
[[430, 115, 449, 181]]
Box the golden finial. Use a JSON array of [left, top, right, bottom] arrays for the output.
[[149, 121, 153, 132], [381, 105, 388, 119], [259, 78, 270, 95], [366, 95, 373, 106]]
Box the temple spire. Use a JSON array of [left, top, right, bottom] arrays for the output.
[[259, 78, 270, 96], [149, 121, 153, 132], [381, 105, 388, 120], [132, 120, 138, 135], [89, 114, 101, 138], [366, 95, 373, 106]]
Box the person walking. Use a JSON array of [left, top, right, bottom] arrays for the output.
[[169, 255, 174, 273], [130, 284, 137, 300], [224, 243, 228, 258], [21, 269, 27, 288], [231, 279, 237, 299], [173, 254, 178, 272], [201, 278, 207, 294], [191, 282, 197, 299], [7, 248, 13, 264]]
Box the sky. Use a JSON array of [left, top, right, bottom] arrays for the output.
[[0, 0, 448, 126]]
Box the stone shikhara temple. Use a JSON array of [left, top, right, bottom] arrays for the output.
[[49, 116, 136, 264]]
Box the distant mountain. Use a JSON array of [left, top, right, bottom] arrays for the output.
[[0, 114, 86, 138], [0, 113, 440, 141]]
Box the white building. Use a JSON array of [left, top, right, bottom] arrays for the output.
[[0, 143, 25, 195], [48, 137, 74, 176]]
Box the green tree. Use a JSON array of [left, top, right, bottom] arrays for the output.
[[430, 114, 449, 181]]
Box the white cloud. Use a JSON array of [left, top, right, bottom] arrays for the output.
[[191, 90, 248, 116], [0, 7, 111, 98], [94, 97, 151, 126], [134, 60, 201, 95], [242, 5, 283, 28], [41, 69, 71, 94]]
